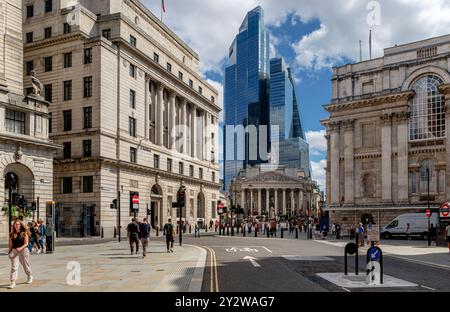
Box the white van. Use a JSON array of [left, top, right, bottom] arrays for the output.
[[381, 213, 439, 239]]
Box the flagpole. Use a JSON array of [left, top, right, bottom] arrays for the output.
[[161, 2, 163, 22]]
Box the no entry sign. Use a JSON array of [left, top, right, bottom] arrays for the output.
[[440, 203, 450, 219], [426, 208, 431, 218], [132, 195, 139, 205]]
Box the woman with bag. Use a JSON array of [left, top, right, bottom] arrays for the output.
[[8, 220, 33, 289]]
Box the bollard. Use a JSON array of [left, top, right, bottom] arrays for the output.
[[255, 227, 257, 237], [189, 225, 192, 234], [281, 227, 284, 238], [231, 225, 234, 236], [295, 227, 298, 239], [227, 226, 230, 236], [113, 226, 117, 238], [156, 226, 159, 237], [267, 228, 270, 238], [344, 242, 359, 276], [243, 226, 246, 237], [101, 227, 104, 238]]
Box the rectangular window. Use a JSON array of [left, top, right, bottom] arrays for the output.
[[189, 79, 193, 88], [130, 35, 137, 47], [128, 117, 136, 137], [44, 56, 52, 72], [83, 140, 92, 158], [130, 147, 137, 163], [211, 96, 215, 103], [198, 86, 202, 95], [82, 176, 94, 193], [199, 168, 203, 180], [62, 177, 73, 194], [83, 76, 93, 98], [83, 107, 92, 129], [44, 84, 52, 102], [166, 62, 172, 72], [153, 52, 159, 63], [45, 0, 53, 13], [44, 27, 52, 39], [49, 113, 52, 133], [129, 90, 136, 109], [189, 165, 194, 177], [63, 80, 72, 101], [129, 64, 136, 78], [26, 60, 33, 76], [26, 5, 34, 18], [63, 22, 71, 34], [5, 109, 26, 134], [63, 142, 71, 159], [64, 52, 72, 68], [178, 71, 183, 80], [154, 155, 160, 169], [179, 162, 184, 175], [84, 48, 92, 64], [63, 110, 72, 131], [167, 158, 172, 172], [26, 32, 33, 43], [102, 29, 111, 40]]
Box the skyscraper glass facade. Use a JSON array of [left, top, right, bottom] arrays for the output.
[[224, 6, 270, 192]]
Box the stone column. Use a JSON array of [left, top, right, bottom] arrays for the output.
[[191, 106, 197, 159], [342, 120, 354, 205], [440, 85, 450, 200], [266, 189, 269, 215], [157, 83, 164, 146], [329, 122, 340, 205], [396, 112, 409, 202], [258, 189, 262, 216], [241, 190, 245, 210], [169, 92, 176, 150], [250, 189, 253, 216], [144, 76, 150, 140], [282, 189, 286, 215], [274, 190, 278, 216], [290, 190, 295, 216], [381, 113, 393, 203], [181, 99, 188, 155], [298, 190, 303, 214]]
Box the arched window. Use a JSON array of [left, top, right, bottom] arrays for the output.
[[409, 75, 445, 141]]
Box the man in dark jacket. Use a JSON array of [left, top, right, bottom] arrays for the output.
[[127, 218, 140, 255], [139, 218, 151, 257], [163, 218, 175, 253]]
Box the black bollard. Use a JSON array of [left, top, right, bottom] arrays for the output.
[[255, 227, 258, 237], [295, 227, 299, 239], [267, 228, 270, 238], [156, 226, 159, 237], [114, 226, 117, 238], [281, 227, 284, 238], [231, 224, 234, 236], [227, 226, 230, 236], [243, 226, 246, 237], [189, 225, 192, 234]]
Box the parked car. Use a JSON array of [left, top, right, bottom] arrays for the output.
[[381, 213, 439, 239]]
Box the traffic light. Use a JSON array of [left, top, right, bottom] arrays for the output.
[[177, 186, 186, 208], [147, 208, 151, 216], [110, 199, 118, 209], [31, 201, 37, 211]]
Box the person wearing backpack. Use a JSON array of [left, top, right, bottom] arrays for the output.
[[127, 218, 140, 255], [139, 218, 151, 257], [163, 218, 175, 253]]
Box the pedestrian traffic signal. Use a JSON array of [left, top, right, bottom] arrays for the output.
[[147, 208, 151, 215], [177, 186, 186, 209]]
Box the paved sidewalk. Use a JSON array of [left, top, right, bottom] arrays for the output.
[[0, 241, 206, 292]]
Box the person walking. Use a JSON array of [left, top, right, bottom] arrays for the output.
[[28, 221, 41, 254], [445, 223, 450, 252], [335, 222, 341, 240], [357, 223, 365, 247], [194, 223, 200, 238], [38, 219, 47, 253], [163, 218, 175, 252], [127, 218, 140, 255], [139, 218, 151, 257], [8, 220, 33, 289]]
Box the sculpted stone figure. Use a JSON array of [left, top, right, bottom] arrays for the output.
[[30, 70, 44, 97]]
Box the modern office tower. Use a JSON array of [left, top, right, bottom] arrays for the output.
[[223, 6, 270, 192], [22, 0, 221, 237]]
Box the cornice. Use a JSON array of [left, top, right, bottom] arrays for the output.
[[325, 91, 414, 113]]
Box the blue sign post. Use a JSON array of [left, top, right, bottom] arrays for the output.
[[366, 246, 383, 284]]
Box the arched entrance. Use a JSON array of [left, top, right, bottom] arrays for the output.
[[3, 163, 34, 213], [150, 184, 163, 229], [197, 192, 205, 228]]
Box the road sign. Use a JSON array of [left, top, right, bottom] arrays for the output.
[[368, 247, 381, 261], [440, 203, 450, 219], [367, 225, 380, 242], [132, 195, 139, 205], [426, 208, 431, 218]]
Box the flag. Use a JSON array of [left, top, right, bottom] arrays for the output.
[[162, 0, 166, 13]]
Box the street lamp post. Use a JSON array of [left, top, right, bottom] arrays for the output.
[[427, 167, 431, 247], [8, 176, 13, 235]]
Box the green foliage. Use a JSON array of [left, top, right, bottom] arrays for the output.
[[1, 205, 32, 219]]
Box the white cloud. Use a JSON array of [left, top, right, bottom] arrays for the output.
[[306, 130, 327, 157], [141, 0, 450, 73], [311, 159, 326, 191]]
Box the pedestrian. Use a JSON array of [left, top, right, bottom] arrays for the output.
[[127, 218, 140, 255], [406, 223, 411, 240], [215, 219, 219, 232], [357, 223, 365, 247], [194, 223, 200, 238], [8, 220, 33, 289], [209, 219, 213, 230], [331, 223, 336, 236], [38, 219, 47, 253], [445, 223, 450, 252], [163, 218, 175, 253], [335, 222, 341, 240], [28, 221, 41, 253], [139, 218, 151, 257]]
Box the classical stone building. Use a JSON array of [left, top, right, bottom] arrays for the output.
[[322, 34, 450, 230], [22, 0, 220, 237], [0, 0, 57, 239], [230, 166, 317, 219]]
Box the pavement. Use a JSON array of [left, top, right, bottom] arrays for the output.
[[0, 240, 206, 292]]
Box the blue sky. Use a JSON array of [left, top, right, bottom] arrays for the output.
[[141, 0, 450, 189]]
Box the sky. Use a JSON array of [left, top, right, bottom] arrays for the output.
[[142, 0, 450, 190]]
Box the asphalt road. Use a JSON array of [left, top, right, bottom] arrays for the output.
[[177, 235, 450, 292]]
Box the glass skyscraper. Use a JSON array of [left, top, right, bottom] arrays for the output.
[[224, 6, 270, 192], [269, 58, 311, 176]]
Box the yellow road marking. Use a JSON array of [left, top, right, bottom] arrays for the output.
[[204, 246, 219, 292]]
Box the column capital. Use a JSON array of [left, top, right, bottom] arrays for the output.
[[392, 111, 409, 122], [156, 81, 164, 91], [341, 119, 355, 131], [380, 113, 393, 125], [328, 121, 341, 132]]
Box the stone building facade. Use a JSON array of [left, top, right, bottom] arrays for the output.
[[0, 0, 57, 239], [22, 0, 221, 237], [230, 166, 317, 220], [322, 34, 450, 230]]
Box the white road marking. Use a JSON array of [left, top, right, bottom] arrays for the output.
[[420, 285, 436, 291], [262, 246, 273, 253], [342, 287, 351, 292], [386, 254, 450, 271], [243, 256, 261, 268]]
